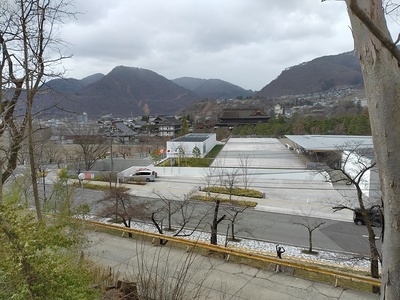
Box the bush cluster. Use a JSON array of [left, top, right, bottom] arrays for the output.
[[191, 195, 257, 207], [202, 186, 263, 198]]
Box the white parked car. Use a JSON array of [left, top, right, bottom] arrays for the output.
[[124, 170, 156, 182]]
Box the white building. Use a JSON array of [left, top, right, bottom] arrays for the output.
[[343, 149, 380, 200], [166, 133, 217, 158], [286, 135, 380, 201]]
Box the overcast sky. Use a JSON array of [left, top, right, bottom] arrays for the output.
[[59, 0, 397, 91]]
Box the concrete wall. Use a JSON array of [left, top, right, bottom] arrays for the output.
[[90, 157, 152, 172]]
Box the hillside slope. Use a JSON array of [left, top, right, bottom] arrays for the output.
[[173, 77, 253, 99], [257, 51, 363, 98]]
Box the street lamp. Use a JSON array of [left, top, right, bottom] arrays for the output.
[[110, 129, 114, 173]]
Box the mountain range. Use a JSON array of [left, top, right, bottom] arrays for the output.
[[36, 51, 363, 118]]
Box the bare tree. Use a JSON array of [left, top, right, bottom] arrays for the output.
[[150, 190, 208, 245], [0, 0, 74, 218], [217, 168, 252, 243], [293, 208, 325, 254], [323, 1, 400, 297], [71, 124, 108, 171], [237, 153, 254, 190], [33, 125, 54, 203], [218, 168, 240, 202], [18, 123, 53, 203], [117, 144, 135, 159], [316, 142, 380, 290], [210, 196, 226, 246], [225, 203, 249, 242], [97, 187, 149, 237], [201, 167, 227, 245]]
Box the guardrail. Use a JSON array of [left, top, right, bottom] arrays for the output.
[[85, 220, 381, 288]]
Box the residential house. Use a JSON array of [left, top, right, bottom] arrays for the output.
[[274, 104, 284, 117], [155, 116, 182, 137], [111, 120, 138, 143]]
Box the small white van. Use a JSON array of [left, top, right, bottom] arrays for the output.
[[126, 170, 156, 182]]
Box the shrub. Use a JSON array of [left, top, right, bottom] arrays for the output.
[[0, 199, 100, 299], [202, 187, 263, 198], [191, 195, 257, 207]]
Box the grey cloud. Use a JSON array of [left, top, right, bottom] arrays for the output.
[[60, 0, 356, 90]]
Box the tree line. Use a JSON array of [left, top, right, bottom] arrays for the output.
[[230, 111, 371, 137]]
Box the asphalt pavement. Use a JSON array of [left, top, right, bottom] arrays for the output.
[[124, 172, 354, 223]]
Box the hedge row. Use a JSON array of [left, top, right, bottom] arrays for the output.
[[191, 195, 258, 208], [201, 186, 263, 198]]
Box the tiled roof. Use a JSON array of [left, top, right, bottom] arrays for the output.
[[219, 109, 268, 119], [113, 121, 137, 136], [173, 133, 214, 142], [157, 116, 182, 126]]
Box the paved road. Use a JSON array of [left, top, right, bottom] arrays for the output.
[[44, 183, 380, 256], [85, 231, 379, 300]]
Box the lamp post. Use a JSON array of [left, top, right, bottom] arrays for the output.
[[110, 129, 114, 174]]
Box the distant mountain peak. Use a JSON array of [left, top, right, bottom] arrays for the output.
[[257, 51, 363, 98], [172, 77, 253, 99]]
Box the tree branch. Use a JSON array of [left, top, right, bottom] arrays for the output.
[[349, 0, 400, 63]]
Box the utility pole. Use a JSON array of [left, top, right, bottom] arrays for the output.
[[110, 130, 114, 174]]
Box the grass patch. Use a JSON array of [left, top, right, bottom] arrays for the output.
[[191, 195, 257, 207], [201, 186, 263, 198], [72, 182, 130, 192], [157, 144, 225, 167]]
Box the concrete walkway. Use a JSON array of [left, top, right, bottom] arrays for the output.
[[86, 231, 379, 300]]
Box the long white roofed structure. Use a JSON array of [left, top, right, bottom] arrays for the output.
[[285, 135, 373, 152]]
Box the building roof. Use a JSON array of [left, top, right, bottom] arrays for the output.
[[285, 135, 374, 152], [219, 109, 268, 119], [173, 133, 215, 143], [157, 116, 182, 126], [113, 121, 137, 137]]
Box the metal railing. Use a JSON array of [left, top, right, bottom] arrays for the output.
[[85, 219, 381, 288]]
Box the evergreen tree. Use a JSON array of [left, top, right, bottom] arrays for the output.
[[180, 116, 190, 136]]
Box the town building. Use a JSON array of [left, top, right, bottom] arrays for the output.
[[154, 116, 182, 137], [285, 135, 379, 201], [216, 108, 270, 128], [166, 133, 217, 158]]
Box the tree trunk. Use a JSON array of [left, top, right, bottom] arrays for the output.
[[210, 200, 220, 245], [211, 200, 224, 245], [308, 230, 313, 253], [167, 201, 172, 230], [345, 1, 400, 298], [355, 182, 381, 293]]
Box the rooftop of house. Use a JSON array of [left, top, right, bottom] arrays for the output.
[[156, 116, 182, 126], [113, 121, 137, 136], [172, 133, 215, 143], [219, 108, 269, 119]]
